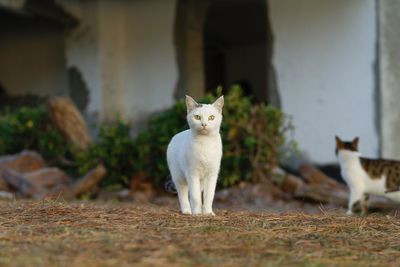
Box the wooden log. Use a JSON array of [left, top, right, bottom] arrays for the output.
[[47, 97, 92, 150], [294, 184, 349, 206], [299, 164, 348, 190], [294, 179, 400, 211], [1, 169, 45, 198], [71, 164, 106, 197], [299, 164, 337, 186], [295, 164, 352, 207], [24, 167, 73, 188], [280, 173, 305, 195], [0, 178, 8, 191], [271, 167, 303, 192]]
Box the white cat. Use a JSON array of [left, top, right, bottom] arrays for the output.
[[166, 95, 224, 215]]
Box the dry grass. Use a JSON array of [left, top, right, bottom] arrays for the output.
[[0, 200, 399, 267]]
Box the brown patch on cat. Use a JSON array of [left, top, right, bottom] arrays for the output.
[[360, 158, 400, 192], [336, 136, 400, 193]]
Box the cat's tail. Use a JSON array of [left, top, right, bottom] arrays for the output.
[[165, 176, 177, 194]]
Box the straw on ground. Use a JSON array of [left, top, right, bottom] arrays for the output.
[[0, 201, 399, 267]]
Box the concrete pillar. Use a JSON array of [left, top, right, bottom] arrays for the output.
[[98, 1, 128, 122], [174, 0, 207, 99], [379, 0, 400, 159], [61, 0, 178, 125]]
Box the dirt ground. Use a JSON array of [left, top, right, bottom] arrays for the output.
[[0, 200, 399, 267]]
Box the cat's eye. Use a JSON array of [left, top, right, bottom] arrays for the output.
[[194, 115, 201, 120], [208, 115, 215, 121]]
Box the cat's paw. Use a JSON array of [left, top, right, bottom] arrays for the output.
[[346, 210, 354, 216], [202, 211, 216, 216], [182, 210, 192, 215]]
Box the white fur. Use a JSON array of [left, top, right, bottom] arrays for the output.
[[338, 150, 400, 214], [166, 96, 224, 215]]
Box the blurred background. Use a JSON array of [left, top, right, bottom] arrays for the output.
[[0, 0, 399, 211]]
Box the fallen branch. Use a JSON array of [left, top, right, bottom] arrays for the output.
[[71, 164, 106, 197], [299, 164, 346, 190], [294, 184, 348, 206]]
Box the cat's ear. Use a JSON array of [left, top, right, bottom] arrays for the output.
[[351, 137, 359, 151], [335, 135, 342, 155], [212, 95, 224, 114], [185, 95, 199, 113], [335, 135, 342, 146]]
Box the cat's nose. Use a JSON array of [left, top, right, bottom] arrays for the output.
[[201, 123, 207, 128]]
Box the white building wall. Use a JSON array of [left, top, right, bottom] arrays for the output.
[[123, 0, 178, 127], [60, 0, 177, 124], [269, 0, 378, 163], [60, 0, 102, 116]]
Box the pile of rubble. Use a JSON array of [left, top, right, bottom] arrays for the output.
[[0, 97, 105, 200], [0, 150, 105, 199]]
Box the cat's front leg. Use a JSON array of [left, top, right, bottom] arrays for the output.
[[202, 174, 218, 216], [188, 176, 202, 215], [175, 182, 192, 214]]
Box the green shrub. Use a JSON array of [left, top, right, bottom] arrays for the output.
[[0, 106, 68, 163], [75, 101, 188, 188], [130, 86, 294, 188], [75, 119, 136, 188], [0, 87, 294, 189]]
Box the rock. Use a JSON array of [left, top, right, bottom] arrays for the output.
[[0, 177, 8, 191], [0, 150, 46, 173], [0, 191, 13, 199], [1, 169, 46, 199], [24, 167, 73, 188], [47, 97, 92, 150], [0, 150, 46, 191]]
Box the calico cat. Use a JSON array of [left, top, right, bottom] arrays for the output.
[[335, 136, 400, 215], [166, 95, 224, 215]]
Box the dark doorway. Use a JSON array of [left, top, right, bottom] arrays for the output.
[[0, 3, 77, 103], [203, 0, 272, 102]]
